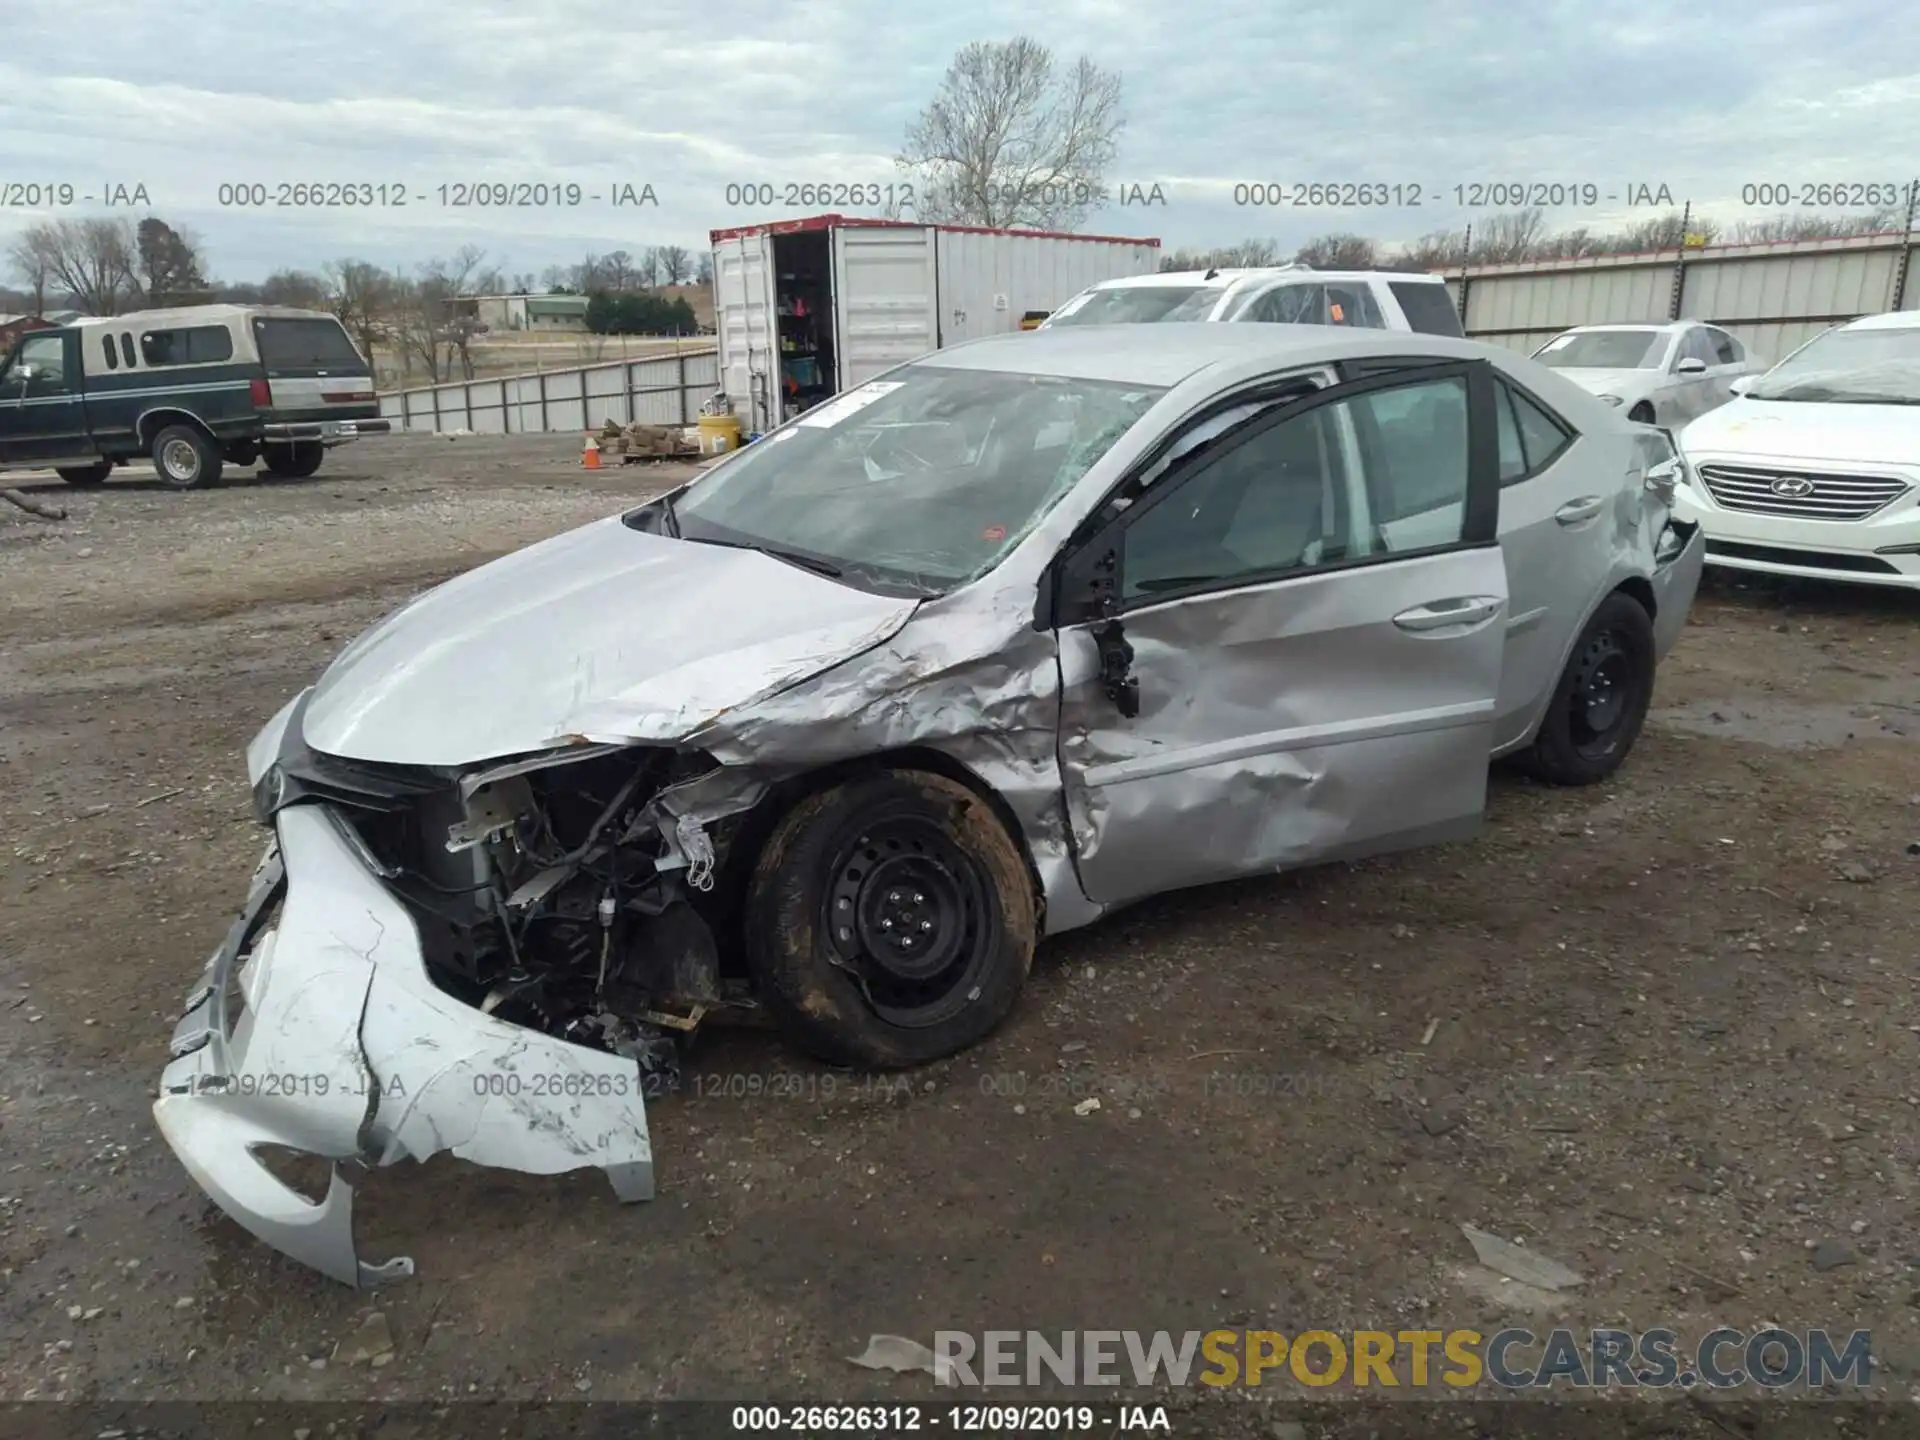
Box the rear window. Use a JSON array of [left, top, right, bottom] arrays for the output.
[[253, 317, 366, 369], [140, 325, 234, 366], [1389, 281, 1464, 337]]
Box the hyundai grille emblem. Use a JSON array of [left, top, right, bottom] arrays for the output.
[[1770, 476, 1815, 498]]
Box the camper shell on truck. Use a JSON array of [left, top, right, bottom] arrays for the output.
[[0, 304, 390, 489], [709, 214, 1161, 432]]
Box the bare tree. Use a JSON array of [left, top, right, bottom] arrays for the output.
[[135, 217, 208, 304], [323, 258, 399, 368], [4, 236, 53, 315], [603, 250, 638, 291], [540, 263, 574, 294], [1293, 232, 1377, 269], [1159, 238, 1281, 271], [693, 251, 714, 286], [897, 37, 1123, 230], [400, 246, 490, 382], [11, 218, 137, 314], [1728, 207, 1899, 244], [509, 271, 539, 294], [655, 245, 691, 284], [260, 269, 330, 309]]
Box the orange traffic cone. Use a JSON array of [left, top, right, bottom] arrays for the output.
[[582, 433, 601, 469]]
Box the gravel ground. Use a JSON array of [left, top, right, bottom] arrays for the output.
[[1, 433, 1917, 1436]]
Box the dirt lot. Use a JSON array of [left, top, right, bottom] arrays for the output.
[[1, 434, 1917, 1433]]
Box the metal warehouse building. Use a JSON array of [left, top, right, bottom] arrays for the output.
[[1439, 230, 1919, 361]]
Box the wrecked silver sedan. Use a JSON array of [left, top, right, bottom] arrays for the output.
[[155, 324, 1704, 1284]]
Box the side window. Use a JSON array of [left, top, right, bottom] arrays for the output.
[[140, 325, 233, 366], [101, 333, 119, 370], [1680, 329, 1718, 367], [1245, 284, 1326, 325], [1709, 328, 1741, 365], [1325, 283, 1386, 329], [1118, 373, 1472, 600], [1508, 383, 1573, 473], [1495, 383, 1526, 481], [16, 333, 68, 387], [119, 333, 135, 367], [1388, 281, 1465, 337]]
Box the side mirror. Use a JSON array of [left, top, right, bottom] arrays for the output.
[[1675, 357, 1707, 376], [1727, 374, 1757, 396]]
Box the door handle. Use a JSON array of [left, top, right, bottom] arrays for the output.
[[1555, 496, 1605, 525], [1393, 596, 1503, 632]]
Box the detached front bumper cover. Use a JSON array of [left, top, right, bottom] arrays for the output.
[[154, 803, 654, 1288]]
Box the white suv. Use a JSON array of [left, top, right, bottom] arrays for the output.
[[1038, 265, 1465, 336]]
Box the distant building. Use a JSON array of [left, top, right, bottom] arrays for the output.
[[471, 293, 591, 333]]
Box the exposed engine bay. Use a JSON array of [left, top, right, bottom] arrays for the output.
[[268, 730, 765, 1096]]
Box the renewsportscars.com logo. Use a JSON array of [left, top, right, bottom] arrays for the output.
[[932, 1328, 1874, 1390]]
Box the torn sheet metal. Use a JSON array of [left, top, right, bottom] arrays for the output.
[[154, 803, 652, 1288]]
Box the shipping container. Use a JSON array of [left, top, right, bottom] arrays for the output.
[[709, 214, 1161, 432]]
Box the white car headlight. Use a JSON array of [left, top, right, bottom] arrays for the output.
[[1597, 394, 1625, 406]]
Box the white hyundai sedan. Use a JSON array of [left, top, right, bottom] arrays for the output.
[[1674, 311, 1920, 590]]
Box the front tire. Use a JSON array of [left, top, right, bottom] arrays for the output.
[[56, 462, 111, 486], [263, 442, 325, 478], [744, 770, 1036, 1069], [151, 425, 223, 490], [1519, 592, 1656, 786]]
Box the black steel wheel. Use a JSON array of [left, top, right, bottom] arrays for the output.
[[1519, 591, 1656, 786], [745, 770, 1036, 1068]]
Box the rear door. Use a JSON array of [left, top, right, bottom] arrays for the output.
[[713, 231, 777, 431], [0, 329, 90, 465], [1479, 370, 1606, 750], [251, 316, 378, 423], [831, 226, 937, 388], [1053, 360, 1508, 907]]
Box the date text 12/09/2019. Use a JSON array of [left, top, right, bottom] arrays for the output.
[[729, 1405, 1171, 1433], [211, 182, 658, 208], [1230, 182, 1681, 208]]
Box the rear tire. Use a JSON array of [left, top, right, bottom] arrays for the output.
[[744, 770, 1036, 1069], [151, 425, 223, 490], [1519, 592, 1656, 786], [56, 462, 111, 486], [263, 442, 325, 478]]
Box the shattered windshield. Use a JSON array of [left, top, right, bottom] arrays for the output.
[[1745, 325, 1920, 403], [1533, 329, 1666, 369], [1044, 286, 1212, 325], [655, 366, 1167, 594]]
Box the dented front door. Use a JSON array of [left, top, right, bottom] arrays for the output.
[[1054, 362, 1509, 908]]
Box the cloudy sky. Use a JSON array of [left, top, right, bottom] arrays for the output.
[[2, 0, 1916, 283]]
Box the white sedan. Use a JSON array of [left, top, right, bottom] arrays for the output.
[[1674, 310, 1920, 589], [1531, 322, 1765, 427]]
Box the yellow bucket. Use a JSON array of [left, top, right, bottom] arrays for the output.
[[697, 413, 743, 455]]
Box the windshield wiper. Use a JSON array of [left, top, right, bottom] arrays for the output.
[[660, 491, 682, 537], [685, 535, 843, 577]]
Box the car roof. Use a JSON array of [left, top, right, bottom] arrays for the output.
[[1555, 321, 1689, 335], [67, 304, 338, 330], [1840, 310, 1920, 331], [1082, 266, 1448, 293], [919, 322, 1486, 386]]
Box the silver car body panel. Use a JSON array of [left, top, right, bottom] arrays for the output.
[[154, 805, 654, 1288], [154, 323, 1697, 1285]]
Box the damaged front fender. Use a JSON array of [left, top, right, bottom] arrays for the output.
[[154, 803, 652, 1288]]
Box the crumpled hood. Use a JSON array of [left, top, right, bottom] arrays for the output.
[[301, 516, 919, 765], [1679, 397, 1920, 466]]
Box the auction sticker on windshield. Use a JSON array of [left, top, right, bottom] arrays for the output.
[[796, 381, 905, 428]]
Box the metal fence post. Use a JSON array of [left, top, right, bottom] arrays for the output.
[[539, 370, 550, 433], [677, 350, 689, 425], [430, 382, 440, 433], [1889, 178, 1919, 312], [581, 369, 591, 433], [1669, 201, 1692, 321]]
